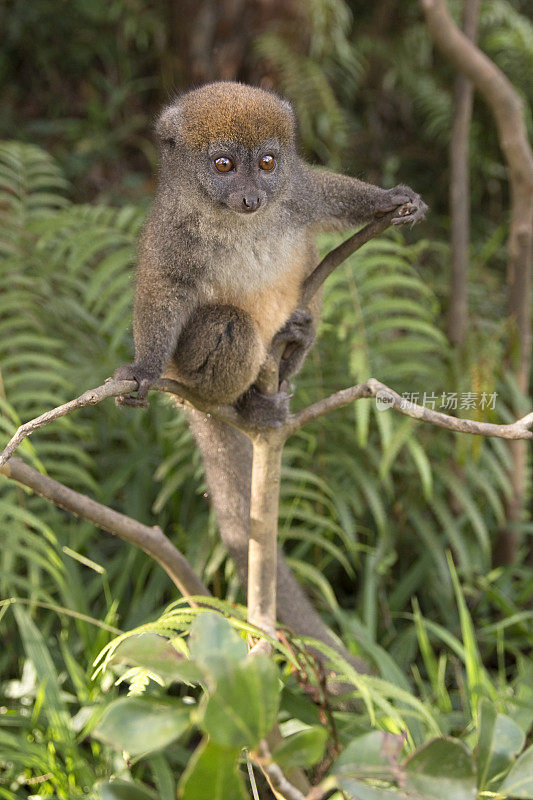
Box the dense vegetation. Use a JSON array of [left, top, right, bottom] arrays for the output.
[[1, 1, 532, 798]]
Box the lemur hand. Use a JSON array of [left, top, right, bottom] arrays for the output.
[[375, 184, 428, 226]]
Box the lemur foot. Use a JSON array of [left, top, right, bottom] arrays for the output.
[[113, 363, 156, 407], [236, 386, 290, 428], [376, 184, 428, 227], [272, 308, 316, 384]]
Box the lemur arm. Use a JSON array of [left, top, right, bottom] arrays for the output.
[[114, 243, 199, 404], [297, 165, 428, 230]]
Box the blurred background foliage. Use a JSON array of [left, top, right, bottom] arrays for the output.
[[1, 0, 533, 797]]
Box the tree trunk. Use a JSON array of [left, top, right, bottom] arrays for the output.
[[448, 0, 480, 346]]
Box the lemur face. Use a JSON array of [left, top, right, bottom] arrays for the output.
[[156, 82, 297, 215], [196, 138, 288, 214]]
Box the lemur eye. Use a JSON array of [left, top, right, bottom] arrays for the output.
[[214, 157, 234, 173], [259, 155, 275, 171]]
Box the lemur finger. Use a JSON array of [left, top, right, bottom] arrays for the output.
[[375, 195, 412, 216], [115, 394, 150, 408], [392, 200, 428, 226]]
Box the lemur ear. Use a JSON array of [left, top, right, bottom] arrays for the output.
[[155, 105, 181, 146], [279, 98, 294, 115], [278, 97, 297, 137]]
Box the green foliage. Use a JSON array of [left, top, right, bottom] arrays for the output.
[[94, 698, 191, 758], [87, 599, 533, 798], [0, 0, 166, 196], [94, 611, 278, 799]]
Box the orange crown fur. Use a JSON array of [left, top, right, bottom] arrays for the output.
[[176, 82, 295, 149]]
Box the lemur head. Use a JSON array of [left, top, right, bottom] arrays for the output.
[[156, 82, 297, 215]]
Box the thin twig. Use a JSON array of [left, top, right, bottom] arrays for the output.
[[3, 372, 531, 477], [0, 379, 135, 467], [0, 458, 209, 598], [253, 740, 308, 800], [287, 378, 533, 439]]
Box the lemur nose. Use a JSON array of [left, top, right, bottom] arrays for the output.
[[242, 195, 261, 212]]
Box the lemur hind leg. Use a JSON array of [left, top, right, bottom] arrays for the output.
[[236, 308, 316, 427], [273, 308, 316, 384], [168, 304, 262, 404]]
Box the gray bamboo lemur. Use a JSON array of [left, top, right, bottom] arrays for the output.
[[115, 81, 427, 422]]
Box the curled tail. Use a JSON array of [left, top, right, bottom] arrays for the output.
[[186, 407, 368, 673]]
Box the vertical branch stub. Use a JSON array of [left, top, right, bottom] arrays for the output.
[[248, 433, 284, 639]]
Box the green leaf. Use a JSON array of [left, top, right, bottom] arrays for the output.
[[179, 739, 247, 800], [333, 731, 403, 782], [97, 780, 159, 800], [403, 738, 476, 800], [188, 612, 247, 676], [12, 605, 73, 742], [201, 655, 279, 749], [500, 745, 533, 798], [93, 697, 190, 756], [448, 552, 495, 718], [477, 700, 525, 788], [110, 633, 203, 686], [272, 726, 328, 770], [149, 753, 176, 800]]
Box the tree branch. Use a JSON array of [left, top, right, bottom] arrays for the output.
[[300, 210, 398, 306], [447, 0, 480, 346], [287, 378, 533, 439], [0, 457, 209, 598], [253, 740, 307, 800], [3, 373, 531, 483], [0, 377, 246, 468], [419, 0, 533, 184]]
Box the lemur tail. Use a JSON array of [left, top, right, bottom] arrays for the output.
[[186, 407, 368, 674]]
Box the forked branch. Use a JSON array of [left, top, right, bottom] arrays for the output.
[[1, 374, 531, 473]]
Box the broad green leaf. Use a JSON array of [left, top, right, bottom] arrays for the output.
[[404, 738, 476, 800], [500, 745, 533, 798], [477, 700, 525, 788], [179, 739, 247, 800], [110, 633, 202, 686], [272, 726, 328, 770], [333, 731, 403, 782], [188, 612, 247, 676], [93, 697, 190, 756], [201, 655, 279, 748], [97, 780, 159, 800]]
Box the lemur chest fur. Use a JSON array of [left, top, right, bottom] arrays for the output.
[[199, 226, 308, 344]]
